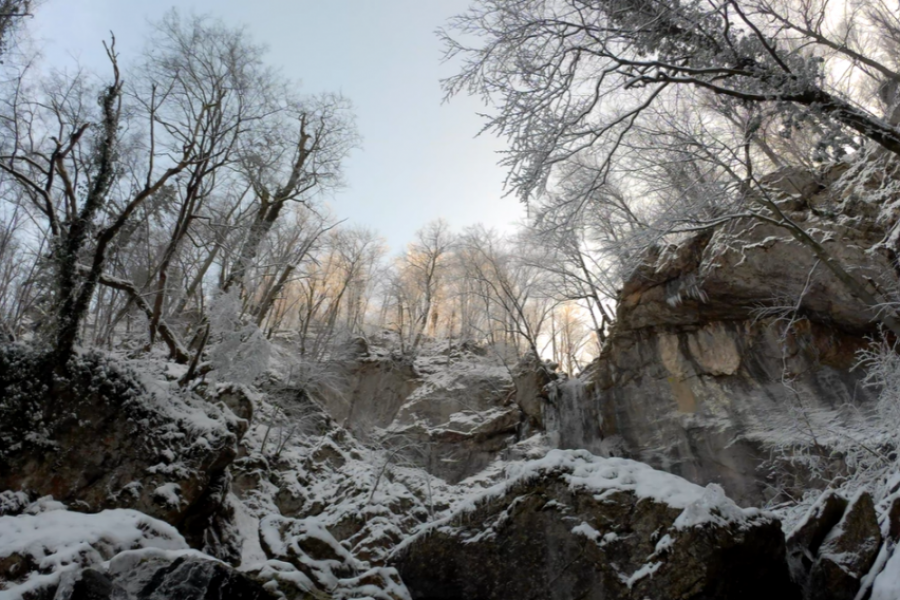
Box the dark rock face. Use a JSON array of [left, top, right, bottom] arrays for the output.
[[392, 450, 798, 600], [786, 490, 849, 583], [805, 491, 882, 600], [68, 569, 114, 600], [192, 486, 245, 566], [125, 556, 272, 600], [887, 495, 900, 542], [0, 346, 246, 538], [785, 489, 889, 600], [61, 556, 274, 600], [558, 202, 891, 505], [513, 353, 556, 428]]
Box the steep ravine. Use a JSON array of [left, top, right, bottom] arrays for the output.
[[4, 178, 900, 598]]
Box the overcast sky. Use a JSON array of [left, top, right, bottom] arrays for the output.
[[31, 1, 523, 253]]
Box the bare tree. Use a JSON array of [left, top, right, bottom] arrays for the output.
[[405, 219, 455, 351], [224, 93, 358, 295], [133, 12, 278, 348], [443, 0, 900, 200], [0, 0, 33, 60], [443, 0, 900, 337], [457, 226, 556, 359], [0, 37, 204, 368], [0, 10, 360, 375]]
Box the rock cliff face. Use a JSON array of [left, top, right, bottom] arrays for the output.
[[316, 345, 421, 431], [313, 340, 533, 483], [549, 179, 894, 506]]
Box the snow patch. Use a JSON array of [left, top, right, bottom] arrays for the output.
[[0, 508, 187, 598]]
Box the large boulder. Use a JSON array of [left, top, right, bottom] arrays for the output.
[[391, 449, 798, 600], [0, 503, 265, 600], [0, 346, 247, 543], [63, 554, 274, 600]]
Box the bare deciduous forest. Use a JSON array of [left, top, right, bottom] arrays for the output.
[[2, 0, 900, 598]]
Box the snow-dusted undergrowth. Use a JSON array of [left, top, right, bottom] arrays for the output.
[[767, 337, 900, 531]]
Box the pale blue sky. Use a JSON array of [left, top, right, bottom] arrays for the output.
[[31, 1, 523, 252]]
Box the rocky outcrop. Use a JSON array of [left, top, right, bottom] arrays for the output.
[[384, 406, 521, 483], [298, 338, 559, 484], [391, 449, 797, 600], [787, 490, 883, 600], [253, 514, 410, 600], [0, 347, 247, 545], [615, 164, 893, 333], [0, 503, 270, 600], [316, 351, 420, 431], [329, 341, 536, 483], [382, 348, 524, 483], [61, 554, 274, 600], [232, 403, 435, 567], [512, 353, 557, 428], [580, 317, 877, 505], [786, 490, 849, 584], [556, 182, 894, 505]]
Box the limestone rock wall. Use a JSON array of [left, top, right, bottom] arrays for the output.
[[550, 175, 895, 506], [584, 319, 876, 506]]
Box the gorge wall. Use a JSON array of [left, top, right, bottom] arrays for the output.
[[548, 168, 896, 506]]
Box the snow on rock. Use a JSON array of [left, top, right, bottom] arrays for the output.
[[65, 550, 270, 600], [0, 347, 248, 539], [260, 515, 360, 576], [0, 507, 187, 599], [152, 482, 183, 508], [805, 490, 883, 600], [253, 514, 410, 600], [398, 345, 512, 429], [871, 545, 900, 600], [232, 391, 455, 567], [0, 491, 30, 517], [786, 490, 850, 585], [391, 449, 794, 600], [488, 449, 762, 528], [0, 501, 274, 600]]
